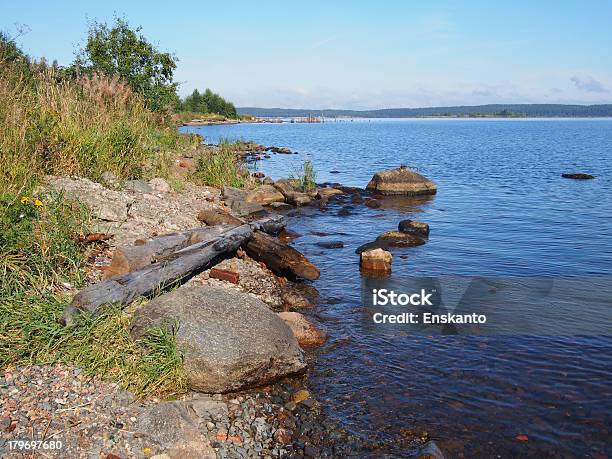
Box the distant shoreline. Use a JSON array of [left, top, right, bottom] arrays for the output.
[[238, 103, 612, 119]]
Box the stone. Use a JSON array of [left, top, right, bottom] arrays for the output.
[[316, 241, 344, 249], [262, 176, 275, 185], [278, 229, 301, 242], [148, 177, 172, 193], [376, 231, 425, 247], [124, 179, 154, 194], [245, 185, 285, 205], [222, 186, 248, 201], [350, 193, 363, 204], [43, 176, 131, 222], [281, 285, 313, 309], [316, 187, 344, 200], [131, 285, 306, 392], [287, 192, 312, 206], [268, 202, 292, 210], [229, 199, 266, 218], [561, 173, 594, 180], [197, 209, 242, 225], [366, 166, 437, 195], [416, 440, 446, 459], [355, 240, 389, 254], [291, 389, 310, 403], [365, 199, 381, 208], [190, 399, 229, 420], [398, 219, 430, 237], [273, 179, 297, 198], [136, 401, 214, 459], [337, 206, 351, 217], [277, 312, 327, 346], [360, 248, 392, 275]]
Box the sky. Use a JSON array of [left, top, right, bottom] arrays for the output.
[[2, 0, 612, 109]]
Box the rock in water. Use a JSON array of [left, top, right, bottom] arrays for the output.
[[377, 231, 425, 247], [360, 248, 392, 275], [398, 219, 430, 237], [366, 166, 437, 195], [130, 285, 306, 392], [416, 440, 446, 459], [561, 173, 595, 180], [277, 312, 327, 346]]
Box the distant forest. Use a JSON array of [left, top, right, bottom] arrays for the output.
[[238, 104, 612, 118]]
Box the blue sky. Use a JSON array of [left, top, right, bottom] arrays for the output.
[[2, 0, 611, 109]]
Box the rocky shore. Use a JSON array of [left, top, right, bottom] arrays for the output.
[[1, 141, 444, 458]]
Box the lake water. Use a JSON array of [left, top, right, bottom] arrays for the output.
[[181, 119, 612, 457]]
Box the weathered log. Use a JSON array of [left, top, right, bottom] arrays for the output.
[[243, 231, 320, 281], [63, 216, 286, 325], [103, 225, 236, 279]]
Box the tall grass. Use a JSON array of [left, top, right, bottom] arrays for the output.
[[1, 40, 190, 397], [0, 192, 186, 397], [0, 67, 195, 195], [292, 159, 317, 192], [192, 140, 251, 188]]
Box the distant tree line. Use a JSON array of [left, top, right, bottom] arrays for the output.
[[179, 88, 238, 118], [239, 104, 612, 118]]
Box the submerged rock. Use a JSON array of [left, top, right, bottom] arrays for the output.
[[366, 166, 437, 196], [130, 285, 306, 392], [360, 248, 392, 276], [351, 193, 364, 204], [365, 199, 381, 208], [377, 231, 426, 247], [317, 241, 344, 249], [277, 312, 327, 346], [398, 219, 430, 237], [416, 440, 446, 459], [561, 173, 595, 180]]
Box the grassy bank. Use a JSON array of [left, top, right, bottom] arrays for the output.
[[0, 35, 193, 397]]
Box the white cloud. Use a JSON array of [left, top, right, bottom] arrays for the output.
[[570, 74, 607, 93]]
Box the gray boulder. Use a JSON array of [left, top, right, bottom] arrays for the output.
[[222, 186, 266, 216], [131, 285, 306, 393], [366, 165, 437, 196], [136, 401, 214, 459]]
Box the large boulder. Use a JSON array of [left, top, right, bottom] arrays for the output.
[[221, 186, 266, 217], [245, 185, 285, 205], [366, 166, 437, 196], [130, 285, 306, 393]]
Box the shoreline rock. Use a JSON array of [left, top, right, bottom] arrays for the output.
[[360, 248, 392, 275], [130, 285, 306, 393], [366, 165, 437, 196], [561, 172, 595, 180]]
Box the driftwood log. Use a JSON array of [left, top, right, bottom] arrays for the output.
[[62, 216, 285, 325], [243, 231, 320, 281], [103, 224, 236, 279]]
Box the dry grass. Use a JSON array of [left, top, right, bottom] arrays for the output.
[[0, 68, 196, 195]]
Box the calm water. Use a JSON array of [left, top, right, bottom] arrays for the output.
[[182, 119, 612, 457]]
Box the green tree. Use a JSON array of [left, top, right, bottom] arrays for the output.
[[73, 18, 179, 112]]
